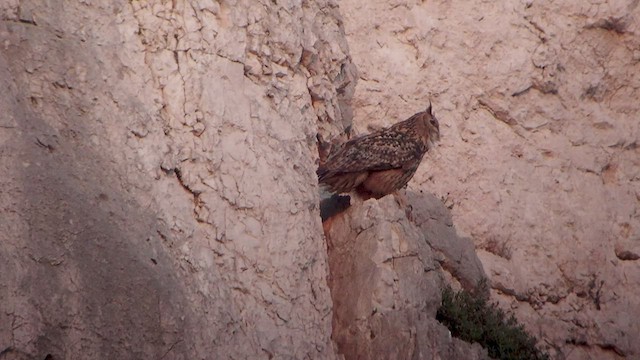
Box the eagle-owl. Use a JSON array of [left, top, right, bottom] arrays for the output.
[[317, 104, 440, 199]]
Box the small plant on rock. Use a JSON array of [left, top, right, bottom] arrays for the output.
[[436, 283, 549, 360]]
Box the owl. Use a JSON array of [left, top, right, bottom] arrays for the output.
[[317, 104, 440, 199]]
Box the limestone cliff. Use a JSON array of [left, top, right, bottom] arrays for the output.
[[340, 0, 640, 359], [0, 0, 351, 358], [1, 0, 638, 360]]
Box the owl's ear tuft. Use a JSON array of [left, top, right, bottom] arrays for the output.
[[426, 101, 432, 115]]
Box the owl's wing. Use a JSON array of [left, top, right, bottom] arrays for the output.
[[318, 130, 425, 180]]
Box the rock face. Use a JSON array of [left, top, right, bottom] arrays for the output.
[[0, 0, 355, 358], [324, 194, 488, 360], [3, 0, 638, 359], [339, 0, 640, 358]]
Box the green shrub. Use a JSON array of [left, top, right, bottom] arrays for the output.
[[436, 284, 549, 360]]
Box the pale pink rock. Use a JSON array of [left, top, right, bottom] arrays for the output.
[[339, 0, 640, 358]]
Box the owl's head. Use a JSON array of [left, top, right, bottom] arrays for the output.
[[424, 102, 440, 147]]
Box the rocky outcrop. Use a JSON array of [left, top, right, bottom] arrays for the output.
[[3, 0, 638, 359], [339, 0, 640, 358], [0, 0, 354, 358], [324, 194, 488, 360]]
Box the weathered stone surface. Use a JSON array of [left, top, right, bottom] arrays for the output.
[[408, 191, 487, 293], [339, 0, 640, 358], [4, 0, 638, 358], [325, 195, 488, 360], [0, 0, 356, 358], [614, 239, 640, 261]]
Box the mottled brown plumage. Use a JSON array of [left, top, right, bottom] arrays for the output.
[[318, 104, 440, 199]]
